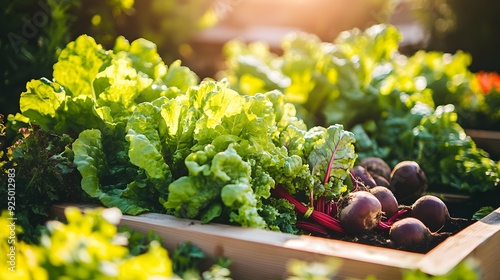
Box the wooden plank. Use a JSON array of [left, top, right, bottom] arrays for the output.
[[418, 207, 500, 280], [50, 204, 500, 280]]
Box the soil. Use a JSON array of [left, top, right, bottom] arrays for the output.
[[337, 215, 474, 254]]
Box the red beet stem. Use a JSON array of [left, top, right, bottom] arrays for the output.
[[296, 221, 329, 236], [324, 140, 341, 185], [316, 196, 325, 212], [272, 185, 345, 233], [377, 208, 411, 231], [387, 208, 410, 224]]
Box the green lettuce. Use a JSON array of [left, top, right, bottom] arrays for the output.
[[72, 128, 163, 215], [9, 33, 358, 233], [15, 34, 199, 134]]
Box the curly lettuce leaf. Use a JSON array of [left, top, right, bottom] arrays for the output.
[[72, 129, 163, 215], [18, 34, 199, 134], [72, 129, 107, 198], [18, 78, 108, 133], [113, 36, 167, 81], [126, 103, 171, 185], [53, 34, 110, 99], [19, 78, 65, 131], [164, 145, 265, 228]]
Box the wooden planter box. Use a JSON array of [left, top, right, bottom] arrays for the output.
[[51, 204, 500, 280]]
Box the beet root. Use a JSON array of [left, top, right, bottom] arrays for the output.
[[411, 195, 450, 232], [369, 186, 399, 218], [359, 157, 392, 181], [371, 173, 390, 188], [337, 191, 382, 234], [389, 217, 432, 252], [389, 161, 427, 205], [350, 166, 377, 189]]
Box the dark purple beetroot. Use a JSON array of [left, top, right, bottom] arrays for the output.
[[371, 173, 390, 188], [389, 161, 427, 205], [389, 217, 432, 251], [359, 157, 392, 181], [337, 191, 382, 234], [370, 186, 399, 218], [350, 165, 377, 189], [411, 195, 450, 232]]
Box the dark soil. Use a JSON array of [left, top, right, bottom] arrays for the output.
[[339, 215, 473, 254]]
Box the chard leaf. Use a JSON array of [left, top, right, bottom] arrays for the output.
[[307, 124, 357, 197]]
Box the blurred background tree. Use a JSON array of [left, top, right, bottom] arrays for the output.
[[411, 0, 500, 73]]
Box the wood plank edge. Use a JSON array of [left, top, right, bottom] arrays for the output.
[[418, 207, 500, 277], [59, 203, 500, 279]]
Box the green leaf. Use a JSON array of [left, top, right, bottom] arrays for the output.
[[307, 124, 357, 197], [72, 129, 106, 198], [19, 79, 65, 131], [126, 102, 171, 184], [53, 35, 109, 98], [164, 60, 199, 93], [72, 128, 156, 215], [472, 206, 494, 220]]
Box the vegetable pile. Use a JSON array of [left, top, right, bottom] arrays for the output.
[[274, 157, 473, 253]]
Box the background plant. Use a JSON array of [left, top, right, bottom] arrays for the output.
[[219, 24, 500, 198]]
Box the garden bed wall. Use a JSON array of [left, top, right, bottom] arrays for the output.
[[51, 204, 500, 280]]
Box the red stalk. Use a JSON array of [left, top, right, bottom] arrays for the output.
[[296, 221, 329, 236], [387, 208, 410, 224], [315, 196, 325, 212], [327, 201, 338, 217], [323, 139, 341, 185], [377, 208, 411, 231], [272, 185, 345, 234]]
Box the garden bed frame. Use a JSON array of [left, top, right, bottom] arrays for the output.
[[51, 204, 500, 280]]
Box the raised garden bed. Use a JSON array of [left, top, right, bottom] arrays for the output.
[[51, 204, 500, 280]]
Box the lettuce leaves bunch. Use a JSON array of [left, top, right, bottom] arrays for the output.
[[11, 34, 357, 232], [15, 34, 198, 134]]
